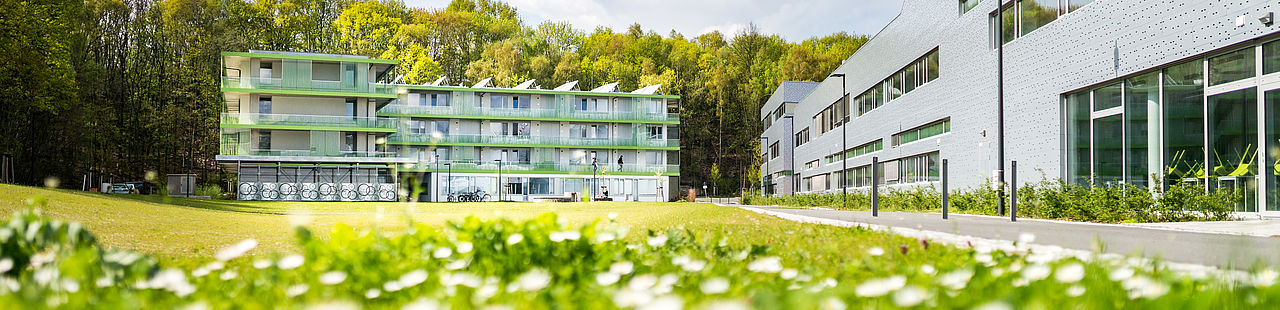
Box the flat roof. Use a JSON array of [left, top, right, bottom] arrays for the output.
[[222, 51, 398, 65]]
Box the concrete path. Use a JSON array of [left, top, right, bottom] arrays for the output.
[[742, 205, 1280, 269]]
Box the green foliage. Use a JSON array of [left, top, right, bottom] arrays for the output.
[[194, 184, 226, 199], [744, 179, 1237, 223], [1, 199, 1279, 308]]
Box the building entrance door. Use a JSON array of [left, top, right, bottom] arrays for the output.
[[1261, 84, 1280, 216]]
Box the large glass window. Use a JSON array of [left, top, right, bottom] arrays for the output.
[[258, 97, 272, 114], [1264, 40, 1280, 75], [1000, 4, 1017, 45], [1208, 88, 1258, 212], [1093, 115, 1124, 185], [1209, 48, 1255, 86], [926, 51, 940, 82], [1066, 0, 1093, 12], [960, 0, 981, 15], [1093, 82, 1122, 111], [1163, 60, 1205, 185], [1125, 72, 1159, 187], [1020, 0, 1058, 35], [258, 131, 271, 150], [342, 132, 356, 152], [1266, 89, 1280, 212], [1065, 92, 1091, 185]]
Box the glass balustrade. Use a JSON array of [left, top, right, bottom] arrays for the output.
[[221, 76, 394, 95], [378, 104, 679, 122], [221, 113, 397, 130], [403, 160, 678, 174], [385, 134, 679, 148]]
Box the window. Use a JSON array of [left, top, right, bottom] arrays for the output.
[[494, 149, 531, 163], [342, 132, 356, 152], [258, 97, 272, 114], [492, 122, 531, 136], [893, 119, 951, 146], [854, 49, 938, 116], [1066, 0, 1093, 12], [805, 160, 819, 170], [409, 119, 428, 135], [1209, 48, 1255, 86], [1265, 40, 1280, 75], [1162, 60, 1205, 185], [346, 99, 357, 118], [999, 4, 1017, 45], [769, 142, 780, 159], [795, 128, 810, 147], [647, 125, 664, 139], [1125, 72, 1159, 188], [1093, 82, 1122, 111], [844, 140, 883, 159], [1207, 88, 1258, 211], [530, 178, 551, 195], [763, 113, 773, 129], [1020, 0, 1059, 36], [258, 131, 271, 150], [1064, 92, 1090, 185], [312, 62, 340, 81], [570, 124, 609, 139], [417, 93, 450, 107], [1092, 115, 1123, 185], [259, 62, 273, 79], [430, 148, 451, 161], [960, 0, 980, 15], [894, 152, 940, 184], [576, 98, 606, 112], [773, 105, 785, 120]]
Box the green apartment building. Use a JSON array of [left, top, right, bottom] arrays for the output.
[[219, 51, 680, 202]]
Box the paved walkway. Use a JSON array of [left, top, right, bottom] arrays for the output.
[[741, 205, 1280, 269]]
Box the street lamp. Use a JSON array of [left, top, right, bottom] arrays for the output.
[[761, 136, 769, 197], [830, 73, 848, 209], [443, 162, 452, 202], [434, 154, 439, 203], [591, 157, 599, 201], [494, 159, 503, 202]]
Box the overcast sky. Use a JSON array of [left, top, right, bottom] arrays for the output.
[[402, 0, 905, 41]]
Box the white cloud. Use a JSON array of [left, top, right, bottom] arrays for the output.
[[401, 0, 904, 41]]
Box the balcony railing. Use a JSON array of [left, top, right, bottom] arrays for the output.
[[219, 145, 399, 158], [403, 160, 678, 174], [221, 76, 394, 96], [221, 113, 397, 131], [386, 134, 679, 148], [378, 104, 679, 123]]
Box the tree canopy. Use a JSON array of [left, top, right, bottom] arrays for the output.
[[0, 0, 868, 194]]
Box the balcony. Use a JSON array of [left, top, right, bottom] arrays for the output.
[[385, 134, 680, 149], [221, 113, 398, 132], [401, 160, 679, 175], [221, 76, 396, 97], [377, 104, 679, 123]]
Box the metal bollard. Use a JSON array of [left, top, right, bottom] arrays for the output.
[[871, 156, 879, 217], [1011, 161, 1018, 222], [942, 159, 949, 220]]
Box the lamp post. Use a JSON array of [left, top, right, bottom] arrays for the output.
[[761, 136, 769, 196], [434, 154, 439, 202], [830, 73, 848, 209], [494, 159, 503, 202], [591, 157, 599, 201], [444, 162, 452, 202]]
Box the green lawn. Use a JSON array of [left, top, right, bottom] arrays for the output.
[[0, 184, 915, 271]]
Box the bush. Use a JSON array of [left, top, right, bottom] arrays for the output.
[[743, 178, 1239, 223], [195, 184, 226, 199]]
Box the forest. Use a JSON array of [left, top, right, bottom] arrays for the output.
[[0, 0, 866, 194]]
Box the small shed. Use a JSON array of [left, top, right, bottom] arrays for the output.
[[167, 174, 196, 197]]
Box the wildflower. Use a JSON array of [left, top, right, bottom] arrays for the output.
[[148, 269, 196, 297], [399, 270, 429, 287], [1022, 264, 1051, 282], [595, 232, 617, 243], [1123, 276, 1169, 299], [1109, 267, 1134, 281], [516, 269, 552, 291], [610, 261, 635, 275], [433, 247, 453, 259], [781, 269, 799, 280], [1018, 233, 1037, 244], [1253, 269, 1277, 288], [747, 257, 783, 273], [364, 288, 381, 299], [892, 286, 926, 307], [382, 281, 403, 292], [819, 297, 847, 310], [253, 259, 272, 269], [457, 242, 474, 254], [920, 239, 930, 250], [1066, 285, 1086, 297], [446, 259, 468, 270], [549, 232, 566, 242], [506, 234, 524, 245], [60, 278, 80, 293], [938, 269, 973, 290], [215, 239, 258, 261], [638, 295, 682, 310], [854, 276, 906, 297], [0, 258, 12, 273], [220, 270, 237, 281], [277, 254, 305, 270], [867, 247, 885, 256], [320, 271, 347, 285], [654, 274, 679, 294], [920, 264, 936, 275], [700, 277, 730, 294], [608, 212, 618, 220], [681, 260, 707, 272], [613, 288, 654, 307], [973, 301, 1013, 310], [285, 284, 309, 297], [596, 272, 621, 285], [647, 235, 669, 247], [1054, 263, 1085, 283], [30, 251, 55, 268], [628, 274, 658, 290], [899, 245, 909, 255]]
